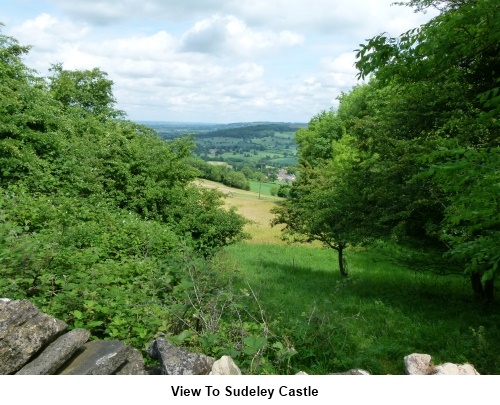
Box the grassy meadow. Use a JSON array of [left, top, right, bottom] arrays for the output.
[[248, 180, 279, 197], [206, 180, 500, 374]]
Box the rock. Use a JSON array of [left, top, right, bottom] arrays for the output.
[[58, 340, 131, 375], [209, 355, 242, 375], [0, 300, 67, 375], [144, 364, 162, 375], [16, 328, 90, 375], [147, 338, 215, 375], [404, 353, 433, 375], [114, 347, 147, 375], [332, 369, 370, 375], [434, 362, 480, 375], [295, 371, 308, 375]]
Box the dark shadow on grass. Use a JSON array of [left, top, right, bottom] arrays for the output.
[[252, 257, 500, 344], [230, 246, 500, 374]]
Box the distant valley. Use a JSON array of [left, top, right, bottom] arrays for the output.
[[144, 121, 306, 170]]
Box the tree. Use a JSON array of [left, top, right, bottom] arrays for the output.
[[48, 63, 125, 119], [272, 113, 375, 277], [274, 0, 499, 296], [294, 109, 344, 167], [0, 27, 65, 189], [353, 0, 500, 300], [422, 146, 499, 301], [0, 26, 248, 257], [355, 0, 500, 124]]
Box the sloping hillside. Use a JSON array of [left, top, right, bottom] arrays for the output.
[[195, 179, 285, 244]]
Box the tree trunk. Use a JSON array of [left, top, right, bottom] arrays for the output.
[[470, 272, 494, 303], [484, 279, 494, 303], [338, 244, 348, 277]]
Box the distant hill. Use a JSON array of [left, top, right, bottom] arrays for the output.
[[196, 123, 303, 139], [143, 121, 307, 140]]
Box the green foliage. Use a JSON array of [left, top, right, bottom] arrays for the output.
[[422, 146, 500, 298], [0, 189, 182, 348], [0, 26, 250, 361], [353, 0, 499, 298], [295, 109, 344, 166], [189, 158, 251, 191], [278, 0, 498, 298], [273, 113, 381, 276], [163, 186, 249, 256], [48, 63, 125, 119], [276, 185, 290, 198]]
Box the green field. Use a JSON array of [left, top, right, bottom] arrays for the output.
[[248, 180, 280, 196]]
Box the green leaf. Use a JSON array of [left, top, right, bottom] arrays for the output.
[[243, 335, 267, 355]]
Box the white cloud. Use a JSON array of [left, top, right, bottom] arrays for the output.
[[99, 31, 177, 61], [49, 0, 227, 25], [10, 13, 89, 51], [321, 53, 357, 75], [318, 53, 358, 89], [48, 0, 435, 37], [4, 1, 439, 122], [180, 15, 303, 57]]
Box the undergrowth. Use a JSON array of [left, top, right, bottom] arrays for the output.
[[0, 191, 295, 374], [2, 189, 498, 374]]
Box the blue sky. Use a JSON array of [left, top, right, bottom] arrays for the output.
[[0, 0, 437, 123]]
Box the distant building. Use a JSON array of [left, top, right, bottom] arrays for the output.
[[277, 169, 296, 182]]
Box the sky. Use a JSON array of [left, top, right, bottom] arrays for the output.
[[0, 0, 437, 123]]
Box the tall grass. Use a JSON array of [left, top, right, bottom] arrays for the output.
[[221, 243, 500, 374]]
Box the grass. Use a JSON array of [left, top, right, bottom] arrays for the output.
[[164, 131, 498, 375], [222, 243, 500, 374], [197, 178, 500, 374], [195, 178, 284, 243], [248, 180, 280, 196]]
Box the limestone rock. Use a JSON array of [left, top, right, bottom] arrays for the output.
[[16, 328, 90, 375], [404, 353, 433, 375], [0, 300, 67, 375], [147, 338, 215, 375], [58, 340, 130, 375], [434, 362, 480, 375], [114, 346, 147, 375], [332, 369, 370, 375], [209, 355, 242, 375]]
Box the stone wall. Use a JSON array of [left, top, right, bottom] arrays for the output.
[[0, 298, 479, 375], [0, 298, 241, 375]]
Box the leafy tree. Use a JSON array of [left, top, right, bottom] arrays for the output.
[[222, 170, 250, 190], [0, 28, 65, 190], [294, 109, 344, 167], [274, 0, 499, 297], [354, 0, 500, 300], [272, 115, 373, 277], [276, 184, 290, 198], [48, 63, 125, 120]]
